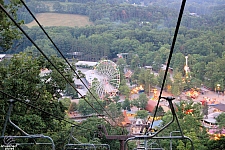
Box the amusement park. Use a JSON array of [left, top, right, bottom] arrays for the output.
[[1, 0, 225, 149], [66, 54, 225, 149]]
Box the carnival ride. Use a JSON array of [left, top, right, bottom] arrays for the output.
[[93, 60, 120, 99], [185, 89, 199, 99]]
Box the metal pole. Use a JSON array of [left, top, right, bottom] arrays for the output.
[[1, 99, 16, 136]]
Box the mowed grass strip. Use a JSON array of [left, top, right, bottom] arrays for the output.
[[26, 13, 94, 28]]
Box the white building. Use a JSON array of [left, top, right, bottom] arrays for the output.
[[0, 54, 6, 61]]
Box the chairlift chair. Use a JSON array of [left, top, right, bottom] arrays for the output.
[[64, 125, 110, 150], [124, 97, 194, 150], [1, 99, 55, 150]]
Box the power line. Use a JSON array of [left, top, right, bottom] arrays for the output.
[[18, 0, 120, 127], [146, 0, 187, 134], [0, 90, 92, 131], [0, 4, 114, 126]]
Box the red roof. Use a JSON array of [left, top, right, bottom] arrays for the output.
[[121, 110, 131, 126], [125, 70, 132, 78], [145, 100, 157, 112]]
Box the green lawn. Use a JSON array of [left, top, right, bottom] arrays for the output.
[[25, 13, 94, 28]]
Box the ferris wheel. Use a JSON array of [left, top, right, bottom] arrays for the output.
[[93, 60, 120, 99]]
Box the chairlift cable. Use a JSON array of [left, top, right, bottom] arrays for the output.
[[146, 0, 187, 134], [0, 4, 113, 126], [0, 90, 92, 131], [18, 0, 120, 127]]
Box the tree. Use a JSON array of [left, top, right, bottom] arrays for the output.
[[137, 68, 158, 95], [138, 93, 148, 110], [130, 54, 140, 70], [77, 95, 104, 116], [122, 98, 131, 111], [135, 110, 149, 120], [152, 105, 165, 117], [152, 54, 162, 71], [216, 112, 225, 133], [0, 0, 23, 51], [64, 83, 78, 98], [78, 99, 95, 116], [207, 136, 225, 150], [116, 57, 127, 74], [157, 70, 172, 92], [202, 101, 208, 119], [68, 102, 78, 112], [105, 103, 124, 126], [72, 117, 125, 150], [24, 39, 58, 57], [171, 70, 185, 96], [170, 53, 185, 71], [119, 79, 130, 98], [60, 97, 71, 111], [131, 93, 149, 110], [131, 98, 140, 110], [0, 52, 75, 149], [53, 2, 63, 12], [77, 85, 105, 116], [159, 100, 209, 150], [176, 130, 207, 150]]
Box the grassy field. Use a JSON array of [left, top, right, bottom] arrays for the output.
[[25, 13, 94, 28]]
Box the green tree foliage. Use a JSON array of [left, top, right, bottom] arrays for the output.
[[72, 117, 126, 150], [64, 83, 78, 98], [152, 105, 165, 117], [207, 136, 225, 150], [177, 131, 206, 150], [119, 79, 130, 98], [171, 70, 185, 96], [0, 52, 75, 149], [24, 39, 58, 56], [122, 98, 131, 111], [159, 100, 209, 150], [170, 53, 185, 72], [7, 4, 225, 94], [60, 97, 72, 111], [78, 99, 94, 116], [105, 102, 124, 126], [157, 70, 172, 92], [116, 57, 127, 74], [135, 110, 149, 120], [138, 68, 158, 95], [68, 101, 78, 112], [0, 0, 23, 51], [77, 90, 104, 116], [131, 93, 149, 110], [216, 112, 225, 133], [137, 93, 148, 110]]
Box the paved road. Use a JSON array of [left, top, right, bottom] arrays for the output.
[[192, 90, 225, 104]]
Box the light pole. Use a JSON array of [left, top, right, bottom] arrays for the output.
[[184, 56, 189, 78], [217, 84, 220, 97]]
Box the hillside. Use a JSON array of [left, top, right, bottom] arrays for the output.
[[25, 13, 94, 28]]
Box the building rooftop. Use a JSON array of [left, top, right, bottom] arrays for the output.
[[211, 103, 225, 112], [0, 54, 6, 61], [0, 54, 6, 58], [76, 61, 98, 67]]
